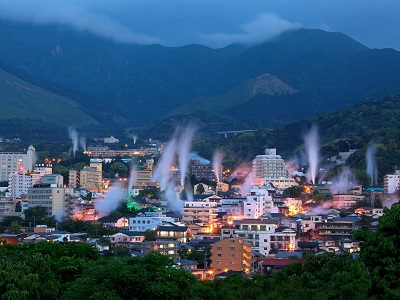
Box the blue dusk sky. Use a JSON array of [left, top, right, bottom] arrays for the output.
[[0, 0, 398, 49]]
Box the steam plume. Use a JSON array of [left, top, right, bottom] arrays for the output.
[[128, 164, 136, 193], [79, 136, 87, 152], [212, 150, 224, 182], [177, 126, 196, 187], [94, 185, 124, 218], [330, 166, 357, 195], [303, 125, 320, 184], [366, 144, 378, 186], [152, 138, 177, 191], [68, 127, 79, 157]]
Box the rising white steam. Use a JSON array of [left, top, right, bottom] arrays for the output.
[[303, 125, 320, 184], [366, 144, 378, 186]]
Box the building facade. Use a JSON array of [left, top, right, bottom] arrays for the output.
[[384, 170, 400, 194], [128, 211, 175, 231], [252, 148, 297, 190], [27, 185, 74, 219], [69, 161, 102, 191], [210, 238, 254, 274], [0, 145, 35, 181], [8, 172, 33, 198], [182, 196, 221, 224]]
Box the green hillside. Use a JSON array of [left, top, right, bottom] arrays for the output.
[[0, 68, 98, 127]]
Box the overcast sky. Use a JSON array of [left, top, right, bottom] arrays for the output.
[[0, 0, 399, 49]]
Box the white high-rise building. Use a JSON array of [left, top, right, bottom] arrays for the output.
[[252, 148, 297, 190], [0, 145, 36, 181], [244, 186, 278, 219], [384, 170, 400, 194], [8, 172, 33, 198]]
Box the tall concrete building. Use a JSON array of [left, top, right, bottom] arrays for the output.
[[384, 170, 400, 194], [27, 175, 74, 219], [244, 186, 278, 218], [252, 148, 297, 190], [0, 145, 35, 181], [8, 172, 33, 198], [69, 160, 102, 192], [210, 237, 254, 274]]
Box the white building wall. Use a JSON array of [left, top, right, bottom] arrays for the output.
[[384, 171, 400, 194], [0, 146, 35, 181], [129, 212, 175, 231], [8, 172, 33, 198]]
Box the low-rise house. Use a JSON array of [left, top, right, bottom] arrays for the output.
[[297, 241, 319, 253], [23, 233, 50, 243], [98, 216, 129, 229], [129, 211, 174, 231], [175, 259, 199, 272], [339, 238, 360, 253], [262, 258, 301, 274], [333, 194, 365, 209], [315, 217, 360, 240], [220, 225, 238, 239], [34, 225, 55, 233], [156, 223, 189, 244], [110, 231, 145, 245], [0, 233, 25, 244], [96, 243, 110, 252], [23, 231, 71, 243], [141, 241, 179, 259]]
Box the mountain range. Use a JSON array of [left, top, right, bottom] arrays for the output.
[[1, 20, 400, 137]]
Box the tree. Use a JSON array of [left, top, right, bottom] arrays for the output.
[[1, 216, 23, 227], [0, 253, 60, 299], [109, 162, 128, 178], [283, 186, 303, 198], [353, 202, 400, 298], [144, 230, 156, 241], [8, 220, 22, 234], [195, 183, 205, 195]]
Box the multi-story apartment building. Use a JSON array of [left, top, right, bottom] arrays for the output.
[[0, 145, 35, 181], [69, 161, 102, 191], [210, 237, 254, 274], [270, 226, 297, 253], [235, 219, 276, 256], [85, 147, 159, 158], [315, 217, 360, 240], [8, 171, 33, 198], [128, 211, 175, 231], [244, 186, 278, 218], [332, 194, 365, 209], [0, 196, 17, 215], [27, 175, 74, 219], [189, 159, 222, 182], [182, 195, 221, 224], [134, 169, 153, 187], [252, 148, 297, 190], [235, 219, 297, 256], [384, 170, 400, 194], [156, 223, 189, 244], [141, 241, 179, 259], [217, 198, 245, 218]]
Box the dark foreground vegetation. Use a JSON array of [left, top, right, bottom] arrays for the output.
[[0, 203, 399, 300]]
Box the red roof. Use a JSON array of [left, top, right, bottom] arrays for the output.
[[262, 258, 301, 267]]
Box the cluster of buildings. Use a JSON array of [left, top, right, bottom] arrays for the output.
[[0, 145, 399, 279]]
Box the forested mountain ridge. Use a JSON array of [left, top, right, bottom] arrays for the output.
[[1, 20, 400, 128], [191, 95, 400, 184]]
